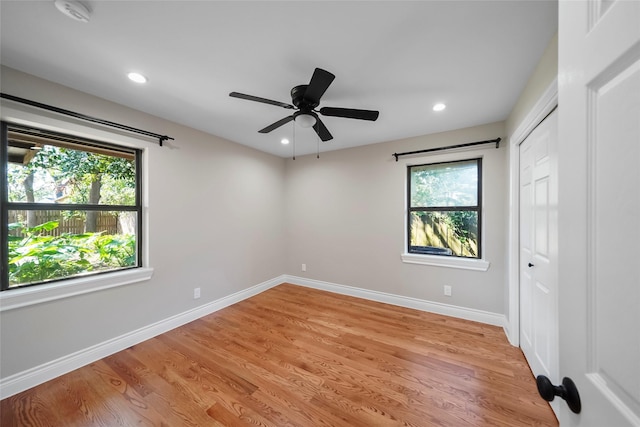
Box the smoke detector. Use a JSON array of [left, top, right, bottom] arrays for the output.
[[54, 0, 91, 23]]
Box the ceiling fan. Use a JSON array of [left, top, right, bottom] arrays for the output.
[[230, 68, 379, 142]]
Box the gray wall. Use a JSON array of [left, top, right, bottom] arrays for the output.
[[0, 66, 287, 377], [506, 32, 558, 136], [284, 121, 507, 314], [503, 33, 558, 331]]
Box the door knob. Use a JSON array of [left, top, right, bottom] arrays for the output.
[[528, 262, 534, 267], [536, 375, 581, 414]]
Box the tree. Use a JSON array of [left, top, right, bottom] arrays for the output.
[[23, 171, 37, 228], [7, 153, 51, 228], [29, 146, 135, 232]]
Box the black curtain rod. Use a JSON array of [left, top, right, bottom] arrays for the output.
[[393, 137, 501, 161], [0, 93, 174, 146]]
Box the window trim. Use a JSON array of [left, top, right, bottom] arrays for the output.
[[0, 122, 7, 291], [400, 252, 490, 271], [1, 120, 148, 293], [0, 267, 153, 312], [407, 157, 483, 258]]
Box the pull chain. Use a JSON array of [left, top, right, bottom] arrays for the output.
[[292, 120, 296, 160]]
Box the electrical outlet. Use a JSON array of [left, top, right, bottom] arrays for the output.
[[302, 263, 307, 272], [194, 287, 201, 299], [444, 285, 452, 297]]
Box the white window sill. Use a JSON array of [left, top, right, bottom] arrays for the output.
[[0, 267, 154, 312], [401, 253, 490, 271]]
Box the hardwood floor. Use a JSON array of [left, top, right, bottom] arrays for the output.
[[1, 283, 558, 426]]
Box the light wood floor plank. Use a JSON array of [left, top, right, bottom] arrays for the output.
[[1, 283, 557, 426]]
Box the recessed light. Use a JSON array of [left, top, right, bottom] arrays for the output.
[[127, 72, 147, 84], [433, 103, 446, 112], [281, 138, 290, 145]]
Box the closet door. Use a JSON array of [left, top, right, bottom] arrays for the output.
[[519, 109, 558, 412]]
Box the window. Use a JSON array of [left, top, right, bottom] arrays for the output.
[[408, 158, 481, 259], [1, 122, 142, 290]]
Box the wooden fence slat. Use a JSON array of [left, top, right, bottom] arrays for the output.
[[8, 210, 118, 236]]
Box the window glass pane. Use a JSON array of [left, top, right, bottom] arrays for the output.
[[7, 210, 137, 288], [410, 160, 478, 207], [7, 129, 136, 205], [409, 211, 478, 258]]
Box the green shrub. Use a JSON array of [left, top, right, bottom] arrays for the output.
[[8, 221, 135, 286]]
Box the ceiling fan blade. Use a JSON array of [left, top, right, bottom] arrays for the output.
[[258, 115, 295, 133], [303, 68, 335, 104], [319, 107, 379, 121], [230, 92, 294, 109], [313, 117, 333, 142]]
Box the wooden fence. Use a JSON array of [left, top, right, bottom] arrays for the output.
[[8, 210, 119, 236]]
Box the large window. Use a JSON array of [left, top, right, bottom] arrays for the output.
[[1, 122, 142, 290], [408, 158, 481, 259]]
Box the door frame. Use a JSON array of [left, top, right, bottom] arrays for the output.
[[506, 78, 557, 346]]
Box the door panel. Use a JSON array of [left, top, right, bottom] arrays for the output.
[[589, 56, 640, 421], [520, 140, 534, 352], [534, 176, 549, 257], [533, 280, 551, 373]]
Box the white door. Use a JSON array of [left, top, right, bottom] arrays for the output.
[[557, 0, 640, 425], [519, 109, 558, 412]]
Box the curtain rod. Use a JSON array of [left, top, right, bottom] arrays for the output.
[[0, 93, 174, 146], [393, 137, 501, 161]]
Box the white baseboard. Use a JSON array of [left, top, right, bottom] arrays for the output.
[[0, 275, 284, 399], [284, 275, 507, 328], [1, 274, 508, 399]]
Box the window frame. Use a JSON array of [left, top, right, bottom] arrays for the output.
[[1, 121, 144, 291], [406, 157, 485, 263]]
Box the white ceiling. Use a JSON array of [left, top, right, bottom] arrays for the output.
[[0, 1, 557, 157]]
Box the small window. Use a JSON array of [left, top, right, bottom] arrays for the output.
[[408, 158, 481, 258], [1, 122, 142, 290]]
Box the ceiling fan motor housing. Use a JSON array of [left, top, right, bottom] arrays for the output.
[[291, 85, 318, 111]]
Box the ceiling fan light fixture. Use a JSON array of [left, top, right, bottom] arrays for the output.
[[433, 103, 447, 112], [281, 138, 290, 145], [295, 113, 317, 128]]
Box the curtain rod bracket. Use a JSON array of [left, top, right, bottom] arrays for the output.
[[159, 136, 174, 147]]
